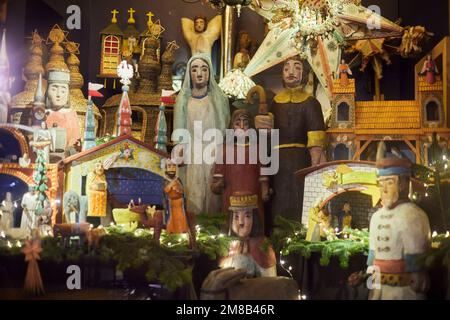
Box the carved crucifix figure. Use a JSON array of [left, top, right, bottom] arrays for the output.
[[181, 15, 222, 57]]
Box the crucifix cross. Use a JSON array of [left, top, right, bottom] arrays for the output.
[[146, 11, 154, 26], [111, 9, 119, 23], [128, 8, 136, 24]]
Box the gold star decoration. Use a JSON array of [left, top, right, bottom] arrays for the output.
[[64, 41, 80, 55], [150, 19, 165, 39], [46, 24, 68, 45], [166, 40, 180, 52]]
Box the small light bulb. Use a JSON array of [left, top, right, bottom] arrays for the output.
[[445, 231, 449, 238], [432, 231, 438, 238], [302, 295, 307, 300], [0, 231, 5, 238], [110, 222, 115, 226], [288, 266, 293, 271], [280, 260, 285, 265], [16, 241, 21, 247], [7, 241, 12, 248]]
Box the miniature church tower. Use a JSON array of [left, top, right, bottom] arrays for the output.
[[327, 78, 357, 161], [417, 58, 444, 128], [83, 99, 96, 151], [116, 61, 133, 136], [123, 8, 140, 56], [99, 9, 124, 80], [31, 73, 45, 127], [11, 30, 46, 124]]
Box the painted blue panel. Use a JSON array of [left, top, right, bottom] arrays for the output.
[[105, 168, 164, 206]]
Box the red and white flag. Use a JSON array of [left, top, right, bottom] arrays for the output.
[[88, 82, 104, 98], [161, 89, 177, 104]]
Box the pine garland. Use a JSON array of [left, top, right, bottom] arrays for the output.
[[270, 216, 369, 268]]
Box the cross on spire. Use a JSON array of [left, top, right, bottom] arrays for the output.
[[111, 9, 119, 24], [146, 11, 154, 26], [128, 8, 136, 24]]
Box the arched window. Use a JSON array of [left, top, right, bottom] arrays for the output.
[[334, 143, 350, 160], [337, 102, 350, 122], [102, 35, 120, 75], [426, 101, 440, 122]]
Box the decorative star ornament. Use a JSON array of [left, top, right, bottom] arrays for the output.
[[245, 0, 404, 97], [46, 24, 69, 45], [166, 40, 180, 52], [64, 41, 80, 55]]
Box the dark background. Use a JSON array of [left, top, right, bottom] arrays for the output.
[[4, 0, 450, 104]]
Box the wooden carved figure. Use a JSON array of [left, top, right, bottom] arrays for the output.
[[366, 142, 431, 300], [254, 56, 327, 223], [181, 15, 222, 57], [173, 53, 230, 215], [220, 192, 276, 278]]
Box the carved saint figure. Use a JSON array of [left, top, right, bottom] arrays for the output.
[[420, 55, 439, 85], [87, 161, 108, 217], [0, 192, 14, 231], [45, 69, 80, 148], [20, 186, 38, 236], [181, 15, 222, 57], [164, 159, 189, 234], [173, 53, 230, 215], [255, 57, 327, 223]]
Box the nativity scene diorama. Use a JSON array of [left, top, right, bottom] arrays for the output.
[[0, 0, 449, 301]]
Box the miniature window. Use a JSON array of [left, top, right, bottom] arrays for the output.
[[337, 102, 350, 122], [426, 101, 440, 122], [102, 35, 120, 74], [334, 143, 350, 161], [103, 35, 120, 55]]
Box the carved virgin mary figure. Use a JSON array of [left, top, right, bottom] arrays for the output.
[[173, 53, 230, 215]]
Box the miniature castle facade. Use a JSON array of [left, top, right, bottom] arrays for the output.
[[327, 37, 450, 165]]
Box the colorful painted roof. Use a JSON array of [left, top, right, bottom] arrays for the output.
[[355, 100, 421, 130]]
